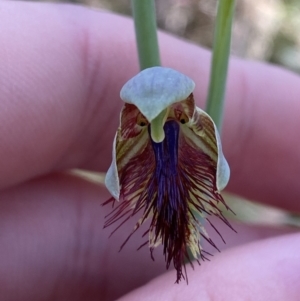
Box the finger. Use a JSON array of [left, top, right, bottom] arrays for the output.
[[0, 173, 165, 301], [0, 173, 294, 301], [1, 2, 300, 212], [117, 233, 300, 301]]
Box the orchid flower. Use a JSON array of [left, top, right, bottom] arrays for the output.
[[104, 67, 233, 283]]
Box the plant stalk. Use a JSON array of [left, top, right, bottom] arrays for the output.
[[131, 0, 161, 70], [205, 0, 235, 132]]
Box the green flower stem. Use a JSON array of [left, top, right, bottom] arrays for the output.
[[131, 0, 163, 137], [205, 0, 235, 132], [131, 0, 161, 70]]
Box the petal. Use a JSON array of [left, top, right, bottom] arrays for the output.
[[105, 103, 150, 201], [215, 129, 230, 191], [178, 95, 230, 191], [105, 133, 119, 200], [120, 67, 195, 122], [104, 132, 155, 236]]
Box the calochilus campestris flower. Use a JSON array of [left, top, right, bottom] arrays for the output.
[[104, 67, 234, 283]]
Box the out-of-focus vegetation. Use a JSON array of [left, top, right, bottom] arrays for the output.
[[33, 0, 300, 73]]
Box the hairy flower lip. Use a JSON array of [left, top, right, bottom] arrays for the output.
[[104, 67, 232, 284], [150, 120, 180, 209]]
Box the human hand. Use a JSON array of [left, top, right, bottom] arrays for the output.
[[0, 2, 299, 300]]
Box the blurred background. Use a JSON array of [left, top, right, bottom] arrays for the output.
[[33, 0, 300, 73]]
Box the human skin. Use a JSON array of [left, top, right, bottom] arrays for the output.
[[0, 1, 299, 301]]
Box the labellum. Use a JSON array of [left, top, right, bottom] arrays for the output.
[[104, 67, 233, 283]]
